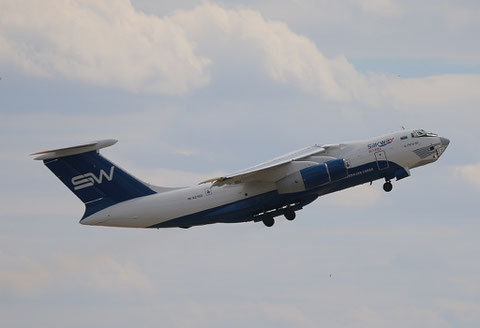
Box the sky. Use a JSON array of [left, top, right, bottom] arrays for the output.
[[1, 0, 480, 327]]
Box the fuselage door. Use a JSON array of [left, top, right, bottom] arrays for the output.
[[374, 151, 389, 170]]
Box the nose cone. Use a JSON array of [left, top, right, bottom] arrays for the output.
[[435, 137, 450, 159], [440, 137, 450, 147]]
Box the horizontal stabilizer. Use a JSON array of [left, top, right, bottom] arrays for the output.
[[31, 139, 117, 160]]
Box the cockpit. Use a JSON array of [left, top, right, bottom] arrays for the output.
[[411, 129, 438, 138]]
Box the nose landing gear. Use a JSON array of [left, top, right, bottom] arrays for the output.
[[383, 180, 393, 192]]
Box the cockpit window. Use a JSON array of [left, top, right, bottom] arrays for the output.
[[417, 129, 427, 136], [411, 129, 438, 138]]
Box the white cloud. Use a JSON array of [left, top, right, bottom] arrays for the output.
[[454, 163, 480, 189], [2, 1, 479, 108], [170, 3, 480, 108], [170, 3, 356, 101], [0, 0, 210, 94]]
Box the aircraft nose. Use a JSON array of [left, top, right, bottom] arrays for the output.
[[440, 137, 450, 147]]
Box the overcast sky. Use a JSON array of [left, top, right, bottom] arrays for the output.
[[1, 1, 479, 327]]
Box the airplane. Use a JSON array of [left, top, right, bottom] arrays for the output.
[[32, 129, 449, 228]]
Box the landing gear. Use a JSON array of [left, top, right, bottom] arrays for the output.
[[284, 209, 296, 221], [262, 216, 275, 227], [383, 181, 393, 192]]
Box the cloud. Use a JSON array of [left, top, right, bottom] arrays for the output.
[[170, 3, 357, 101], [2, 0, 479, 108], [166, 1, 480, 108], [454, 163, 480, 189], [0, 0, 210, 94], [168, 3, 480, 108]]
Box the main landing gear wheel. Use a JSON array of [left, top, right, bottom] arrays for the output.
[[383, 181, 393, 192], [284, 209, 296, 221], [263, 216, 275, 227]]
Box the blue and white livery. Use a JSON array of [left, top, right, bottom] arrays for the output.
[[32, 129, 450, 228]]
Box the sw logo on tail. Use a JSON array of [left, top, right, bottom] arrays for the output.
[[71, 166, 115, 190]]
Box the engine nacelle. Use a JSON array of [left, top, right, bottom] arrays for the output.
[[276, 158, 348, 194]]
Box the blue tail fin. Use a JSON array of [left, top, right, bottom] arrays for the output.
[[34, 140, 155, 218]]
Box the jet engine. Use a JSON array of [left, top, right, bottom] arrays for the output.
[[276, 158, 348, 194]]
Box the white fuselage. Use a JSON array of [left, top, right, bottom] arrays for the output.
[[80, 129, 449, 228]]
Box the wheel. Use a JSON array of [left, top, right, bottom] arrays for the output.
[[383, 181, 393, 192], [284, 209, 296, 221], [263, 216, 274, 227]]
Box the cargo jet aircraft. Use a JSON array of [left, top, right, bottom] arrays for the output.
[[33, 129, 449, 228]]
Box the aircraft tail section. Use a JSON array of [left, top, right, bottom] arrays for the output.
[[32, 140, 156, 218]]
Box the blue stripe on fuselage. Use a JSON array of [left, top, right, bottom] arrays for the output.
[[147, 160, 402, 228]]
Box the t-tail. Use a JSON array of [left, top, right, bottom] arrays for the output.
[[32, 140, 156, 219]]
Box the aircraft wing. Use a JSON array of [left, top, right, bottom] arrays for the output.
[[201, 145, 328, 186]]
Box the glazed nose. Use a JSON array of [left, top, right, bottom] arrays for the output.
[[440, 137, 450, 147]]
